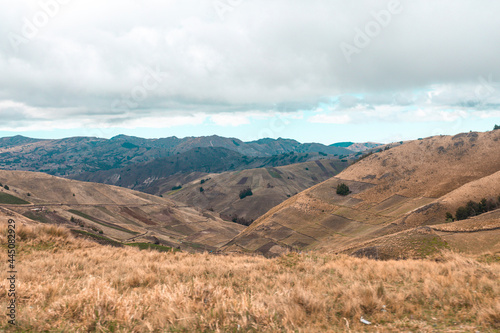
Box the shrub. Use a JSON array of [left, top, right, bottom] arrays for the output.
[[231, 214, 253, 226], [336, 183, 351, 196], [4, 185, 9, 190], [171, 185, 182, 191], [445, 212, 454, 222], [239, 187, 253, 199], [27, 193, 31, 196], [199, 187, 204, 193], [70, 216, 75, 223], [454, 196, 499, 221], [455, 206, 469, 221]]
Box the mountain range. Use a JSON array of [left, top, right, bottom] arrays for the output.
[[0, 130, 498, 260], [0, 134, 364, 177]]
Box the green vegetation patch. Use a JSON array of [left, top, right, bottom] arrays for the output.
[[239, 187, 253, 199], [23, 211, 51, 223], [71, 229, 123, 247], [336, 183, 351, 196], [68, 209, 139, 235], [477, 253, 500, 264], [410, 236, 450, 257], [126, 242, 179, 253], [266, 168, 282, 179], [450, 196, 500, 221], [0, 192, 30, 205]]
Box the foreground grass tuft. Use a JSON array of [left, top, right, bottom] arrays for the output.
[[0, 222, 499, 332]]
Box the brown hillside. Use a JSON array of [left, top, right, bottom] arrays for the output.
[[167, 159, 348, 224], [223, 130, 500, 257], [0, 170, 244, 251]]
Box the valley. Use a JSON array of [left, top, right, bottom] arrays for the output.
[[223, 130, 500, 258], [0, 129, 499, 332], [0, 170, 244, 252]]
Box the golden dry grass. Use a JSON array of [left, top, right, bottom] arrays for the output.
[[0, 222, 499, 332], [228, 130, 500, 255]]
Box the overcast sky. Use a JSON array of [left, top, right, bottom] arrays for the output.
[[1, 0, 499, 143]]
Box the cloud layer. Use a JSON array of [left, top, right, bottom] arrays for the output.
[[1, 0, 499, 131]]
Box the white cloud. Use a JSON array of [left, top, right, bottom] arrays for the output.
[[0, 0, 499, 131]]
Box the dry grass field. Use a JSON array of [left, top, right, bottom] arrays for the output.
[[1, 221, 499, 332]]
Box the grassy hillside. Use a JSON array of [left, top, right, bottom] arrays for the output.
[[223, 130, 500, 257], [0, 134, 353, 177], [0, 170, 244, 252], [0, 192, 30, 205], [0, 221, 498, 332], [72, 147, 349, 193], [163, 159, 350, 224]]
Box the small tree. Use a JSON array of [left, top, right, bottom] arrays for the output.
[[445, 212, 454, 222], [336, 183, 350, 196], [494, 124, 500, 130], [455, 206, 469, 221], [4, 185, 9, 190], [199, 187, 204, 193], [239, 187, 253, 199]]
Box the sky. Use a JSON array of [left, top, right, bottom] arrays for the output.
[[0, 0, 499, 144]]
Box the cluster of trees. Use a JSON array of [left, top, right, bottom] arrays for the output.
[[336, 183, 351, 196], [446, 196, 500, 221], [231, 214, 254, 226], [239, 187, 253, 199]]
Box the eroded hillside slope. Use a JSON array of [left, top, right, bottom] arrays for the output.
[[0, 170, 244, 251], [223, 130, 500, 257], [167, 159, 349, 224]]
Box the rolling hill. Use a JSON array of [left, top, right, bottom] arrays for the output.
[[164, 159, 350, 224], [71, 147, 346, 192], [0, 134, 353, 177], [331, 141, 383, 152], [0, 170, 244, 252], [223, 130, 500, 258]]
